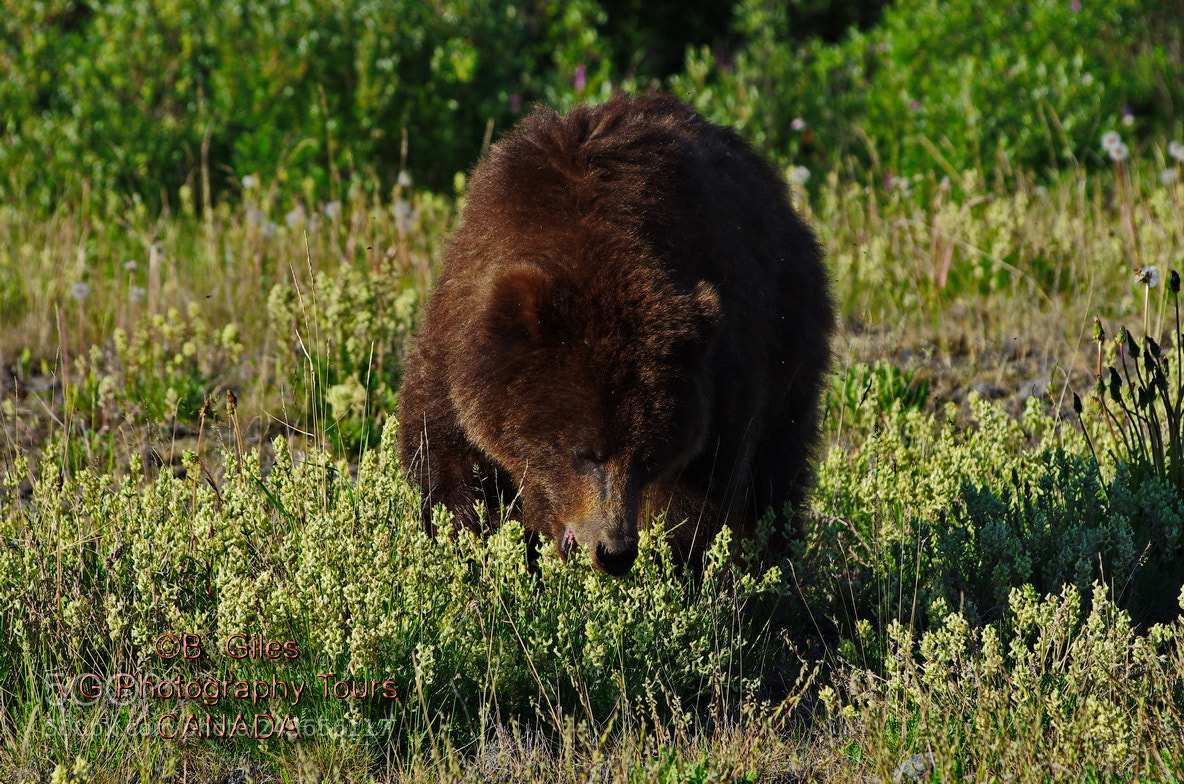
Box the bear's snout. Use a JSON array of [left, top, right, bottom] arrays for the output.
[[589, 465, 639, 576], [556, 523, 639, 576], [559, 464, 640, 575], [592, 538, 638, 576]]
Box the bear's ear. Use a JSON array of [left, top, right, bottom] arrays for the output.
[[670, 280, 721, 364], [688, 280, 721, 343], [486, 264, 552, 348]]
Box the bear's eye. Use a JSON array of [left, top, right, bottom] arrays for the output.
[[639, 455, 662, 478], [573, 449, 604, 466]]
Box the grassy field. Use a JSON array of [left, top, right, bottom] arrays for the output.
[[3, 139, 1184, 782]]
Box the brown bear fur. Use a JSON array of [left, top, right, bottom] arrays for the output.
[[397, 94, 833, 576]]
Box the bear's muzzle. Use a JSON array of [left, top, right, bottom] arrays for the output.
[[561, 463, 640, 576]]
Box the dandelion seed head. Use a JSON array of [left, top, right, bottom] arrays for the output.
[[790, 117, 807, 132], [123, 260, 137, 272], [788, 166, 811, 186], [130, 286, 147, 304], [1161, 168, 1179, 186], [1108, 142, 1129, 163], [1169, 141, 1184, 162], [397, 170, 412, 189], [1136, 266, 1160, 288], [393, 199, 418, 232], [241, 174, 258, 190], [323, 201, 342, 220], [284, 208, 304, 229], [70, 282, 91, 302], [1101, 131, 1122, 151], [889, 175, 912, 195]]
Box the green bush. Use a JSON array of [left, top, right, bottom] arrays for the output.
[[673, 0, 1181, 179], [4, 0, 1180, 207], [933, 452, 1184, 627], [0, 0, 612, 206], [815, 392, 1183, 633]]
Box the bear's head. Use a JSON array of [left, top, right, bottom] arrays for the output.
[[449, 262, 721, 575]]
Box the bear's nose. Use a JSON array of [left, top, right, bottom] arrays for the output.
[[593, 541, 637, 576]]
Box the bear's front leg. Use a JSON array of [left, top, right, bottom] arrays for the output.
[[397, 348, 491, 534], [518, 483, 557, 545]]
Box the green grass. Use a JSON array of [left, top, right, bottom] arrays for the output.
[[3, 150, 1184, 781]]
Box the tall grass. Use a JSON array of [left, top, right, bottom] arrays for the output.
[[5, 154, 1182, 444]]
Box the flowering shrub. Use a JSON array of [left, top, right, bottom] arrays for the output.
[[0, 426, 792, 774], [822, 583, 1184, 780], [816, 385, 1183, 631], [64, 302, 243, 430]]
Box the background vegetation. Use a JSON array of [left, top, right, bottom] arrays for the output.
[[2, 0, 1184, 781], [4, 0, 1178, 205]]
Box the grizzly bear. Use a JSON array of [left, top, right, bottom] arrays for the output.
[[397, 94, 833, 576]]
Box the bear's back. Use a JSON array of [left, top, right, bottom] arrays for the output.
[[450, 95, 821, 311]]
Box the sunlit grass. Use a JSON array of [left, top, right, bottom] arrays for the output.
[[2, 148, 1184, 781]]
